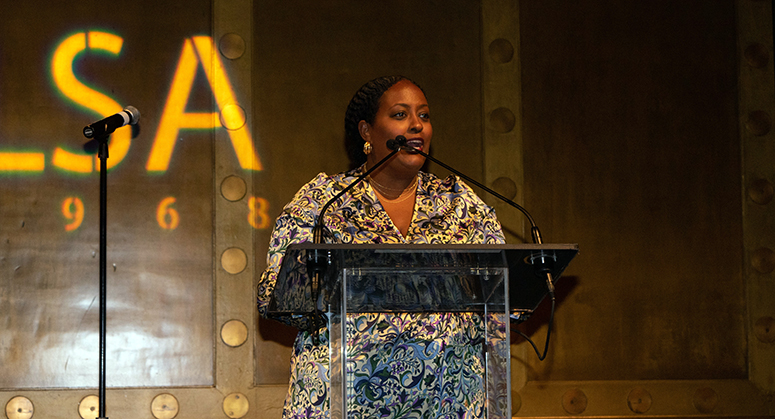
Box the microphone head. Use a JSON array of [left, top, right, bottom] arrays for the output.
[[125, 106, 140, 124], [387, 135, 408, 150]]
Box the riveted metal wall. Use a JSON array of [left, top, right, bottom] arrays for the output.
[[3, 1, 774, 418], [0, 0, 290, 417], [509, 0, 775, 416], [739, 0, 775, 396], [479, 0, 533, 404]]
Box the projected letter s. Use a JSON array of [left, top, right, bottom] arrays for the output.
[[51, 31, 130, 173]]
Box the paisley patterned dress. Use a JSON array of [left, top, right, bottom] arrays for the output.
[[257, 166, 505, 419]]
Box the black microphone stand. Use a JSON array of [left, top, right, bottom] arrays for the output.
[[82, 108, 138, 418], [310, 144, 402, 245], [94, 133, 110, 419]]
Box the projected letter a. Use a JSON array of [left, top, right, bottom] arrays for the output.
[[146, 36, 261, 172]]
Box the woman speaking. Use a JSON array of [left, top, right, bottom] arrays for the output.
[[257, 75, 505, 418]]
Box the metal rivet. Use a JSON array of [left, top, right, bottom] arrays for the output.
[[745, 110, 772, 136], [744, 42, 769, 69], [693, 387, 718, 414], [223, 393, 249, 418], [489, 107, 516, 133], [220, 104, 247, 131], [491, 177, 518, 200], [489, 38, 514, 64], [221, 247, 248, 274], [221, 176, 247, 202], [151, 393, 180, 419], [511, 391, 522, 414], [562, 388, 588, 414], [748, 178, 774, 205], [221, 319, 249, 347], [5, 396, 33, 419], [627, 387, 652, 414], [219, 33, 246, 60], [751, 247, 775, 274], [78, 395, 99, 419], [754, 316, 775, 343]]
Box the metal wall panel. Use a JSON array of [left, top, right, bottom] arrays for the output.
[[511, 0, 774, 415], [0, 0, 215, 390], [2, 1, 773, 418]]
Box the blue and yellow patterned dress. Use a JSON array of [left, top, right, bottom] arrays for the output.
[[257, 166, 505, 419]]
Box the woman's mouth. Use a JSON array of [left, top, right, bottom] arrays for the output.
[[404, 138, 424, 152]]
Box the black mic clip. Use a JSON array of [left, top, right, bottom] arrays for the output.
[[528, 250, 555, 274], [529, 250, 556, 295], [306, 245, 331, 277]]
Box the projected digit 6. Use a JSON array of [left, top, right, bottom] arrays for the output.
[[157, 197, 180, 230]]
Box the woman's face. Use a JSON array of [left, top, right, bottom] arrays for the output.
[[360, 80, 432, 176]]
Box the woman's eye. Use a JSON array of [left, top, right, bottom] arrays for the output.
[[393, 111, 406, 118], [420, 112, 430, 120]]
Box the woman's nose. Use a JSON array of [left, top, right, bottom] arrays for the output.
[[409, 115, 423, 133]]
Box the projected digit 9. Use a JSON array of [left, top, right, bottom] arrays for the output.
[[62, 197, 84, 231]]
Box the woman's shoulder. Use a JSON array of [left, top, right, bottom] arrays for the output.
[[310, 167, 362, 186], [284, 170, 358, 209], [303, 171, 344, 187]]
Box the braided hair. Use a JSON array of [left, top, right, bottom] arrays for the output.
[[344, 75, 425, 168]]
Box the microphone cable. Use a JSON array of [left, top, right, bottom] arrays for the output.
[[511, 293, 555, 361]]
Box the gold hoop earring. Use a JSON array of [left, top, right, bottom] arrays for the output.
[[363, 141, 372, 155]]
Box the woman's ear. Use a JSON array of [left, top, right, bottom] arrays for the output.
[[358, 120, 370, 142]]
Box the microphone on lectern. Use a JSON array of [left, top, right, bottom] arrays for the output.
[[311, 138, 402, 247], [393, 137, 542, 240], [304, 136, 404, 337], [394, 135, 560, 361], [392, 135, 555, 292]]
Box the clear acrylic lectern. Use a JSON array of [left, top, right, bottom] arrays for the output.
[[268, 243, 578, 419]]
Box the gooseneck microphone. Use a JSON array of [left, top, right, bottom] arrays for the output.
[[305, 139, 403, 338], [393, 135, 557, 360], [394, 136, 544, 244], [311, 138, 402, 247], [83, 106, 141, 139]]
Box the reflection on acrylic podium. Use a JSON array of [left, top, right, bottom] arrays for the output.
[[269, 243, 578, 419]]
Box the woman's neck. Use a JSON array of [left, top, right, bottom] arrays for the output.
[[364, 166, 419, 238], [368, 174, 417, 201], [364, 165, 418, 195]]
